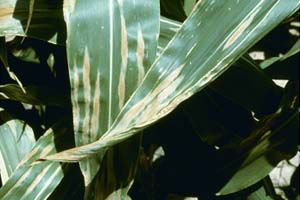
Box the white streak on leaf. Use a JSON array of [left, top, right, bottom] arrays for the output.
[[1, 168, 33, 199], [108, 0, 114, 127], [116, 64, 185, 130], [118, 14, 128, 110], [0, 150, 9, 184], [39, 145, 55, 158], [223, 7, 260, 50], [0, 92, 9, 99], [72, 60, 80, 137], [20, 163, 55, 200], [17, 148, 39, 168], [137, 64, 185, 123], [34, 165, 62, 200], [23, 0, 35, 36], [64, 0, 77, 14], [186, 43, 197, 58], [91, 73, 101, 140], [82, 48, 91, 144], [137, 28, 145, 85]]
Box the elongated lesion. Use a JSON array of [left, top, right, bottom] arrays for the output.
[[223, 4, 262, 49], [91, 73, 101, 140], [118, 14, 128, 110], [136, 27, 145, 85], [82, 48, 92, 144]]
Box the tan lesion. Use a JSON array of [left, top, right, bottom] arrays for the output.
[[136, 27, 145, 85], [118, 14, 128, 110], [223, 6, 261, 50], [0, 8, 14, 18]]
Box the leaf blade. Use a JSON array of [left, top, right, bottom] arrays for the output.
[[45, 0, 300, 162]]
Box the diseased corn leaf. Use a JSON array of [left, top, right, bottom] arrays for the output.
[[0, 0, 66, 44], [63, 0, 160, 197], [0, 84, 70, 107], [0, 120, 71, 200], [1, 0, 186, 50], [158, 17, 181, 54], [159, 17, 283, 117], [0, 118, 35, 184], [45, 0, 300, 163]]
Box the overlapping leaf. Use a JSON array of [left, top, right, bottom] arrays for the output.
[[184, 0, 197, 16], [63, 0, 160, 197], [0, 120, 71, 200], [45, 0, 300, 163], [0, 118, 36, 184], [247, 186, 273, 200]]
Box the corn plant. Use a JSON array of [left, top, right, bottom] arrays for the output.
[[0, 0, 299, 199]]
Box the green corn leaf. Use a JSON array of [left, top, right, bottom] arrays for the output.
[[1, 1, 186, 49], [0, 120, 72, 200], [184, 0, 197, 16], [0, 117, 36, 184], [247, 186, 273, 200], [260, 39, 300, 69], [159, 17, 283, 116], [158, 17, 181, 54], [63, 0, 160, 197], [45, 0, 300, 161]]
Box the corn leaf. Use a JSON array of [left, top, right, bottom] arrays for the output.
[[0, 118, 36, 184], [260, 39, 300, 69], [0, 120, 71, 200], [46, 0, 300, 162], [63, 0, 160, 197], [159, 17, 283, 116], [184, 0, 197, 16], [247, 186, 273, 200]]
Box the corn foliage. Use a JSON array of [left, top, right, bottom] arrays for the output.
[[0, 0, 299, 199]]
